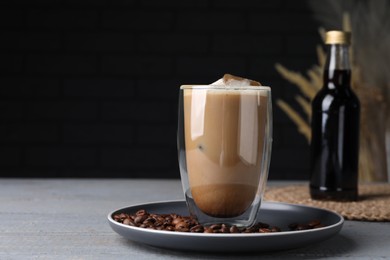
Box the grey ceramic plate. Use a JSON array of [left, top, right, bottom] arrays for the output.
[[108, 201, 343, 252]]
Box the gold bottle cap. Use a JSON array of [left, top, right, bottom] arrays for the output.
[[325, 31, 351, 45]]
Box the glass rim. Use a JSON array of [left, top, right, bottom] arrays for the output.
[[180, 85, 271, 91]]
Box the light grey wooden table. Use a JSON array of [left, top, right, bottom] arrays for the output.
[[0, 179, 389, 259]]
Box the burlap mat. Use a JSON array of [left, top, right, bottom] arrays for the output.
[[264, 184, 390, 221]]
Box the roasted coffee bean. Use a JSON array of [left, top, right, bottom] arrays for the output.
[[220, 226, 230, 233], [175, 221, 189, 230], [119, 213, 127, 218], [122, 218, 131, 225], [204, 227, 214, 233], [288, 223, 298, 230], [144, 217, 156, 224], [171, 217, 182, 225], [176, 227, 189, 232], [270, 226, 281, 232], [243, 226, 256, 233], [209, 224, 222, 230], [136, 209, 147, 216], [155, 216, 165, 222], [190, 225, 204, 233], [154, 221, 163, 227], [165, 226, 175, 231], [313, 223, 325, 229], [164, 215, 173, 221], [170, 214, 179, 219], [184, 217, 199, 226], [259, 228, 271, 233], [230, 225, 239, 233], [134, 215, 148, 224], [295, 224, 310, 230], [308, 219, 321, 228]]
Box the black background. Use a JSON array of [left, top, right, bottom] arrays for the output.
[[0, 0, 323, 179]]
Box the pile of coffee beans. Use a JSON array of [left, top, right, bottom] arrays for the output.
[[113, 209, 325, 234], [288, 220, 325, 231]]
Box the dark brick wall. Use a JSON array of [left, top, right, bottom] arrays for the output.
[[0, 0, 321, 179]]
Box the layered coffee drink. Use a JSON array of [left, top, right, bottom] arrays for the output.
[[180, 74, 271, 219]]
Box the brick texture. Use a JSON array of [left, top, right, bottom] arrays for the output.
[[0, 78, 60, 97], [26, 9, 98, 29], [64, 78, 135, 98], [102, 11, 173, 30], [63, 124, 134, 144], [65, 33, 136, 52], [25, 146, 97, 167], [25, 54, 97, 75], [0, 0, 322, 179]]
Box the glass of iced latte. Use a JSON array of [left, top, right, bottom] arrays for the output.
[[177, 74, 273, 227]]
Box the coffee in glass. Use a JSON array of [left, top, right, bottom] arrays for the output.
[[177, 74, 273, 227]]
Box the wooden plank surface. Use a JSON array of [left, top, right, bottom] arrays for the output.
[[0, 179, 389, 259]]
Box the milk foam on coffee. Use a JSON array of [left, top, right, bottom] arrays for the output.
[[183, 74, 268, 217]]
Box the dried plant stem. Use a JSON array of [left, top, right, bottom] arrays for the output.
[[276, 100, 311, 142], [318, 27, 326, 42], [316, 45, 326, 67], [295, 96, 311, 119], [275, 64, 318, 100], [343, 12, 352, 31]]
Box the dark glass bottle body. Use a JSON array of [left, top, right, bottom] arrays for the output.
[[310, 44, 360, 201]]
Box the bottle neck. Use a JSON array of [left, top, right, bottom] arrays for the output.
[[323, 44, 351, 89]]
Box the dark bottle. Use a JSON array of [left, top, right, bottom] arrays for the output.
[[310, 31, 360, 201]]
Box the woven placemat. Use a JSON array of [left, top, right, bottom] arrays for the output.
[[264, 184, 390, 221]]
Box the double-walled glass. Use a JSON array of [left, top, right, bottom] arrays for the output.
[[177, 85, 273, 227]]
